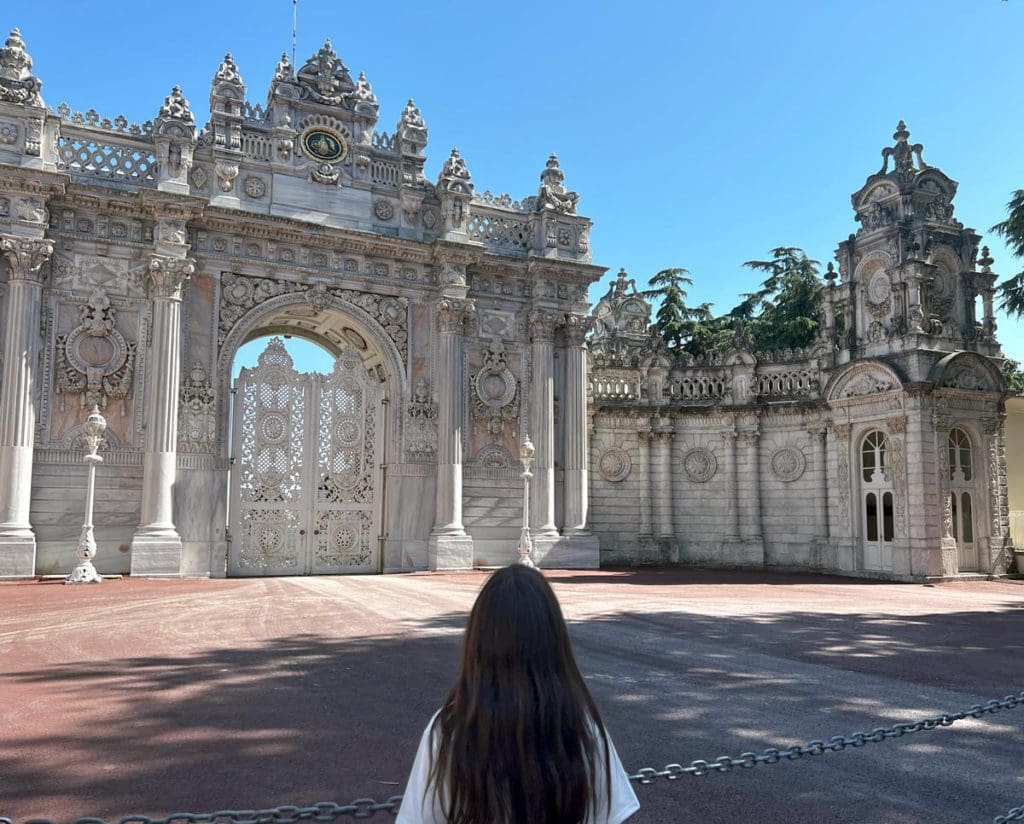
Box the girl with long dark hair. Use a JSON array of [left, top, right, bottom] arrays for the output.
[[397, 563, 639, 824]]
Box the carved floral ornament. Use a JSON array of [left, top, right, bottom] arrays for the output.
[[683, 446, 718, 483], [770, 446, 806, 482], [436, 297, 475, 334], [472, 338, 519, 441], [147, 256, 195, 298], [597, 447, 631, 483], [55, 287, 136, 414]]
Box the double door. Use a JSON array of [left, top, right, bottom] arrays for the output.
[[229, 338, 381, 576]]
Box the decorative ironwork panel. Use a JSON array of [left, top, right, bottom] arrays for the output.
[[230, 338, 308, 575], [230, 339, 380, 576], [311, 348, 380, 573]]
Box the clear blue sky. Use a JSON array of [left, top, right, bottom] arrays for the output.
[[8, 0, 1023, 366]]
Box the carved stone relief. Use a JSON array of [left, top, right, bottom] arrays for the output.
[[770, 446, 806, 482], [471, 337, 519, 443], [54, 288, 137, 414], [597, 447, 631, 482], [178, 364, 216, 453], [405, 377, 437, 462], [683, 446, 718, 483]]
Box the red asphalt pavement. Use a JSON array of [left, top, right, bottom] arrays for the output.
[[1, 569, 1023, 824]]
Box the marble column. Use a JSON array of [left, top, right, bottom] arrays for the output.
[[529, 309, 559, 539], [561, 314, 591, 535], [0, 237, 52, 578], [810, 425, 830, 569], [130, 256, 193, 576], [428, 297, 474, 569]]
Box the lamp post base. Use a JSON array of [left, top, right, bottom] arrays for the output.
[[65, 561, 103, 584], [516, 526, 534, 567]]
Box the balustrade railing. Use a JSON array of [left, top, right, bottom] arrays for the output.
[[466, 207, 531, 252], [56, 124, 158, 188]]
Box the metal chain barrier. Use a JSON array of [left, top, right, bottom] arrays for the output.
[[2, 690, 1020, 824], [625, 689, 1024, 784]]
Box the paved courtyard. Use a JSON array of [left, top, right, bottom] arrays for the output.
[[1, 569, 1023, 824]]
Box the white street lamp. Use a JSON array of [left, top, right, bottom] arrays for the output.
[[517, 435, 535, 567], [65, 404, 106, 584]]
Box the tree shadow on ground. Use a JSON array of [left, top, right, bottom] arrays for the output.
[[2, 601, 1023, 824]]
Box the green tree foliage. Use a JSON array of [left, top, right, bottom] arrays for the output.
[[643, 248, 825, 358], [737, 247, 823, 351], [1002, 358, 1024, 395], [990, 189, 1024, 317], [640, 268, 696, 351]]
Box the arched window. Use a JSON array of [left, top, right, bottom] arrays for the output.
[[860, 429, 893, 571], [861, 430, 889, 483], [947, 428, 978, 571], [948, 428, 972, 482]]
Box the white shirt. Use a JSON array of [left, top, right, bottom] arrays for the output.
[[396, 711, 640, 824]]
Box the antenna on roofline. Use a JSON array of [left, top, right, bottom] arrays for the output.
[[292, 0, 298, 73]]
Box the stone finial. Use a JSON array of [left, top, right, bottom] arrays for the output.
[[437, 147, 473, 194], [158, 86, 194, 123], [0, 27, 44, 106], [879, 119, 926, 176], [296, 38, 353, 105], [401, 99, 426, 130], [978, 246, 994, 273], [214, 53, 244, 87], [273, 52, 293, 83], [535, 153, 579, 214], [397, 98, 428, 154], [353, 71, 376, 104], [824, 261, 838, 282]]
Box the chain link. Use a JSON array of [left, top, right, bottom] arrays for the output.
[[995, 805, 1024, 824], [625, 689, 1023, 785], [2, 690, 1020, 824]]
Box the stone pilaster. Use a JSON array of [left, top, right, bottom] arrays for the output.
[[130, 255, 193, 576], [529, 309, 560, 539], [650, 420, 674, 543], [810, 425, 830, 568], [428, 296, 474, 569], [0, 236, 51, 577], [932, 411, 959, 577]]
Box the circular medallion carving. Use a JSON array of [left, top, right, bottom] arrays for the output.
[[332, 523, 358, 551], [259, 413, 287, 445], [867, 271, 890, 305], [301, 128, 347, 163], [598, 448, 631, 483], [243, 176, 266, 199], [771, 447, 806, 482], [374, 199, 394, 220], [683, 447, 718, 483], [65, 326, 128, 374], [256, 526, 283, 553], [474, 366, 516, 409], [335, 419, 360, 446]]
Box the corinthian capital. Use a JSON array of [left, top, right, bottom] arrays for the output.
[[147, 255, 195, 299], [436, 297, 475, 334], [563, 313, 592, 346], [1, 236, 53, 282], [529, 309, 561, 343]]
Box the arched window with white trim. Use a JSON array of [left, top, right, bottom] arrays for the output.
[[860, 429, 894, 571], [947, 428, 978, 572]]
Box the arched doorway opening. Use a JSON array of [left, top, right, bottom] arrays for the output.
[[860, 429, 894, 572], [219, 296, 406, 577]]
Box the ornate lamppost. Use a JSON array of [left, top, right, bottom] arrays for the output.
[[517, 436, 535, 567], [65, 405, 107, 584]]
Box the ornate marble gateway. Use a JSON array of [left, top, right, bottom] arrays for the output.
[[0, 30, 600, 579], [0, 30, 1012, 582]]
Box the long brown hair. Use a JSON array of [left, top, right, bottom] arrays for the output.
[[428, 563, 611, 823]]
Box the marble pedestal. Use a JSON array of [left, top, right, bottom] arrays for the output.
[[428, 534, 474, 570], [0, 533, 36, 578], [129, 535, 183, 576], [532, 532, 599, 569]]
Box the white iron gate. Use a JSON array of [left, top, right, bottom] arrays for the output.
[[229, 338, 382, 576]]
